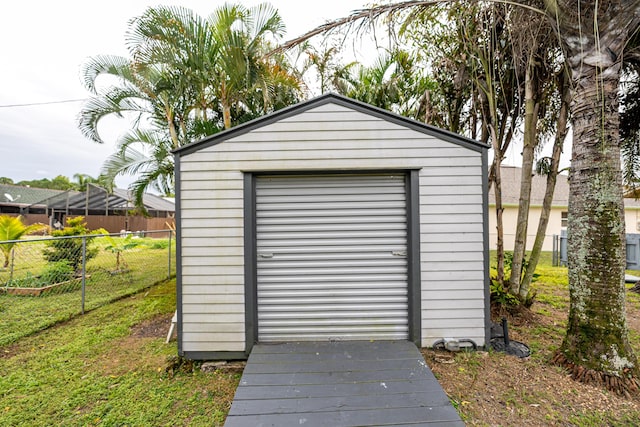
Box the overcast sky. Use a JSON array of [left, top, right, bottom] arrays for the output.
[[0, 0, 372, 188]]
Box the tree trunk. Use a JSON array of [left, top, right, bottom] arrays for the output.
[[489, 126, 505, 285], [563, 66, 636, 375], [223, 105, 232, 130], [520, 69, 571, 298], [509, 59, 539, 296], [550, 0, 640, 381]]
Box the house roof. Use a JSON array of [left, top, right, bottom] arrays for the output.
[[173, 93, 489, 157], [0, 184, 66, 206], [112, 188, 176, 212], [490, 166, 570, 206], [491, 166, 640, 208], [37, 187, 175, 213], [0, 184, 174, 213]]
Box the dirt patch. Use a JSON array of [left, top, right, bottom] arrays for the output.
[[422, 298, 640, 426], [0, 342, 22, 359], [94, 314, 174, 376], [130, 313, 173, 339]]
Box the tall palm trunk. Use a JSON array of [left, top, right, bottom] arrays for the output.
[[546, 0, 640, 391], [509, 58, 540, 296], [520, 69, 571, 297]]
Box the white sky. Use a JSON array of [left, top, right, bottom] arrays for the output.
[[0, 1, 570, 190], [0, 0, 374, 187]]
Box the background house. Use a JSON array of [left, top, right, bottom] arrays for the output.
[[488, 166, 640, 251], [0, 183, 174, 232], [174, 93, 490, 360]]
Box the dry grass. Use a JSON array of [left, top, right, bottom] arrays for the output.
[[423, 260, 640, 426]]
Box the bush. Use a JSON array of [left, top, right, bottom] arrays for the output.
[[7, 261, 74, 288], [42, 217, 98, 271], [40, 260, 74, 284]]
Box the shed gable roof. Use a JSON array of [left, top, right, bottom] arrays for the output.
[[174, 93, 488, 157]]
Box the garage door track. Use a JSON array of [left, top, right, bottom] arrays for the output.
[[224, 341, 464, 426]]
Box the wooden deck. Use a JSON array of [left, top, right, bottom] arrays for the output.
[[224, 341, 464, 427]]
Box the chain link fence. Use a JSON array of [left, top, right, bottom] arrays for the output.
[[0, 230, 175, 346]]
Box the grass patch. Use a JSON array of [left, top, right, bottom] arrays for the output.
[[0, 279, 240, 427], [4, 249, 640, 426], [0, 238, 175, 346]]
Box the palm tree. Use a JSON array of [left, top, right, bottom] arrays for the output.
[[208, 3, 296, 129], [128, 3, 299, 130], [544, 0, 640, 393], [100, 129, 175, 207], [0, 216, 46, 268], [78, 3, 301, 207], [296, 42, 357, 94], [337, 49, 432, 120]]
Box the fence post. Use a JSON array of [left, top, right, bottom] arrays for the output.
[[81, 236, 87, 315], [9, 247, 15, 284], [168, 230, 173, 279]]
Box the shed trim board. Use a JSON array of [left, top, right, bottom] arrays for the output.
[[481, 148, 491, 350], [175, 93, 489, 360], [244, 171, 421, 352]]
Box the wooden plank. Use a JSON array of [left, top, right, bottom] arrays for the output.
[[237, 368, 434, 386], [228, 391, 451, 414], [242, 357, 430, 375], [231, 378, 440, 400], [225, 406, 463, 426]]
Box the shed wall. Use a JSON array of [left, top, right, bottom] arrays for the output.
[[178, 103, 486, 354]]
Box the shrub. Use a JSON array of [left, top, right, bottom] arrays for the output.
[[42, 217, 98, 271], [7, 261, 74, 288], [40, 261, 74, 284]]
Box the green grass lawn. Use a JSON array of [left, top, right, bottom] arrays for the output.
[[0, 279, 239, 427], [0, 237, 175, 346], [3, 250, 640, 426]]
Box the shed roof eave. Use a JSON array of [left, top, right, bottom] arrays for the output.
[[173, 93, 488, 157]]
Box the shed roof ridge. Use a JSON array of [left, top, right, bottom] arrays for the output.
[[173, 93, 488, 157]]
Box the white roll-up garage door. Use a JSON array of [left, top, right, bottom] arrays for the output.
[[255, 174, 408, 342]]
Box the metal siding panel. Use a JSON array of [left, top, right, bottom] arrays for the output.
[[256, 174, 409, 342]]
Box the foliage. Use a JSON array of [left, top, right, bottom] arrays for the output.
[[295, 40, 356, 94], [72, 173, 114, 193], [103, 233, 140, 272], [489, 278, 520, 309], [336, 49, 434, 120], [42, 217, 98, 271], [16, 175, 76, 190], [78, 3, 302, 208], [5, 261, 74, 289], [0, 216, 47, 268]]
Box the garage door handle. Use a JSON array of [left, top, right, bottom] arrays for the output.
[[392, 251, 407, 257], [258, 253, 273, 259]]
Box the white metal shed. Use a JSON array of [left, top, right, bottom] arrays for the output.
[[174, 93, 490, 360]]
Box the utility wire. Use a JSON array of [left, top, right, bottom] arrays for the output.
[[0, 98, 87, 108]]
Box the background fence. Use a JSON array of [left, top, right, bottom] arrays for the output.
[[0, 230, 175, 346], [554, 231, 640, 269]]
